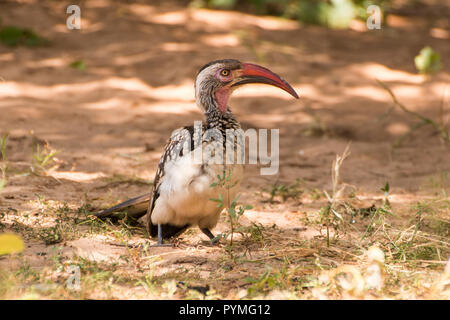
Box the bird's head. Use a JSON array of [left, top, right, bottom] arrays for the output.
[[195, 59, 299, 114]]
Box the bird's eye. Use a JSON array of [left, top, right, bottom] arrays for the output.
[[220, 69, 230, 77]]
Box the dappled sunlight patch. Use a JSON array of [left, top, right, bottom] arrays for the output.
[[81, 97, 128, 111], [191, 9, 299, 31], [125, 3, 157, 22], [0, 78, 195, 105], [343, 193, 442, 205], [0, 80, 120, 99], [148, 10, 188, 25], [243, 113, 294, 125], [429, 81, 450, 98], [348, 19, 367, 32], [103, 77, 153, 92], [338, 65, 448, 109], [0, 53, 14, 62], [388, 85, 427, 100], [48, 171, 106, 183], [85, 0, 112, 9], [200, 34, 240, 47], [430, 28, 449, 40], [161, 42, 197, 52], [291, 84, 320, 99], [144, 102, 198, 114], [356, 63, 424, 84], [24, 57, 71, 69], [145, 82, 195, 102], [244, 209, 303, 229], [344, 85, 389, 102], [0, 82, 26, 98]]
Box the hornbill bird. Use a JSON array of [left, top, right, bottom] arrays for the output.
[[96, 59, 299, 245]]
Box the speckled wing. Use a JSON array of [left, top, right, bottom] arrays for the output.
[[145, 125, 197, 237]]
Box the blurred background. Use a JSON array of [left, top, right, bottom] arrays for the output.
[[0, 0, 448, 195]]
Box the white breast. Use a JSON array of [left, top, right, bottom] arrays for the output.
[[150, 145, 244, 229]]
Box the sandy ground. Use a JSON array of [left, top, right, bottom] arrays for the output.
[[0, 0, 449, 299]]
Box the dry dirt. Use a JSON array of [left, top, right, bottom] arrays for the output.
[[0, 0, 449, 299]]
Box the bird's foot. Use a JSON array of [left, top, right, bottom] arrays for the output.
[[210, 235, 221, 246], [201, 228, 221, 246], [149, 243, 172, 247]]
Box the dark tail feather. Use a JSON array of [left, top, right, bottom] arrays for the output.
[[95, 193, 151, 219], [96, 193, 190, 239]]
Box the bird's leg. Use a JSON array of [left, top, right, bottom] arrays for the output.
[[201, 228, 220, 245], [157, 224, 163, 245], [150, 224, 172, 247]]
